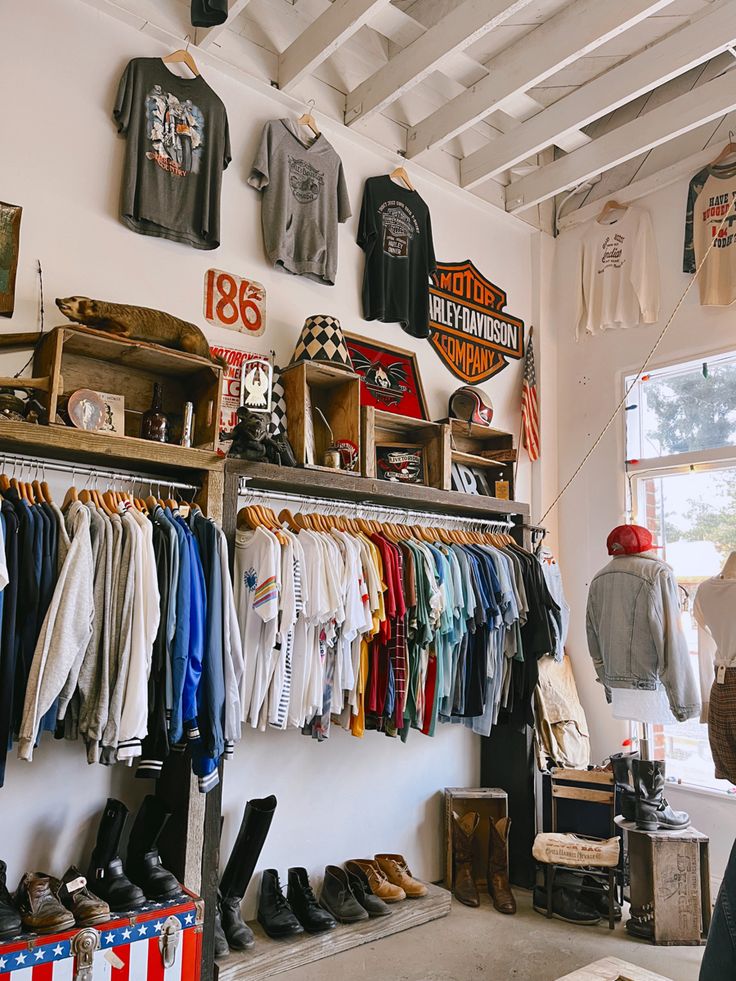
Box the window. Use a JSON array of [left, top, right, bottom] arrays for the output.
[[626, 354, 736, 796]]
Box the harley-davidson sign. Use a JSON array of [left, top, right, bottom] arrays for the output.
[[428, 260, 525, 383]]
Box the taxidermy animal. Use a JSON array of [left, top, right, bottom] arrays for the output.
[[56, 296, 226, 367]]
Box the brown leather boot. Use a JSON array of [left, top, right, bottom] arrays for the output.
[[16, 874, 76, 934], [54, 867, 111, 926], [488, 818, 516, 914], [452, 811, 480, 908], [375, 855, 428, 899], [345, 860, 405, 902]]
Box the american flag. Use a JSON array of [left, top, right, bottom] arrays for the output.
[[0, 908, 199, 981], [521, 329, 540, 461]]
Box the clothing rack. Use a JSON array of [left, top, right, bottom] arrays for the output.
[[0, 451, 201, 495], [237, 480, 516, 532]]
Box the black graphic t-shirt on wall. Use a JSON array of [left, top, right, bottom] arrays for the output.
[[114, 58, 231, 250], [358, 176, 436, 339]]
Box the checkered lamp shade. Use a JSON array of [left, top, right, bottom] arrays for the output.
[[289, 315, 355, 373]]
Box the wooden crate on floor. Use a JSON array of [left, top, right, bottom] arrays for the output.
[[444, 787, 508, 890], [362, 406, 450, 488], [30, 324, 223, 449], [555, 958, 675, 981], [216, 883, 451, 981], [281, 360, 361, 469]]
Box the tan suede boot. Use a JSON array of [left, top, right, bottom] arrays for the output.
[[452, 811, 480, 908], [375, 855, 428, 899], [345, 860, 405, 902], [488, 817, 516, 914]]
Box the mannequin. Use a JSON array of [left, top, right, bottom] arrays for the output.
[[692, 551, 736, 784]]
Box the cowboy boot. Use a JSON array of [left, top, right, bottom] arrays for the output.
[[633, 760, 689, 831], [451, 811, 480, 908], [609, 752, 637, 822], [125, 796, 181, 901], [87, 799, 145, 912], [220, 795, 277, 950], [488, 817, 516, 914]]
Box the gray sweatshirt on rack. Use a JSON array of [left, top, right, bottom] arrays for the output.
[[18, 501, 95, 761]]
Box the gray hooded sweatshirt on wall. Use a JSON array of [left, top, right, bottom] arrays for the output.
[[249, 119, 352, 286]]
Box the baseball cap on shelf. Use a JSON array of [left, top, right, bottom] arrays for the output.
[[607, 524, 661, 556]]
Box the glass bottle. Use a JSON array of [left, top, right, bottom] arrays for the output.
[[141, 382, 169, 443]]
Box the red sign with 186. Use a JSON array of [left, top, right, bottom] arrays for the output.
[[204, 268, 266, 336]]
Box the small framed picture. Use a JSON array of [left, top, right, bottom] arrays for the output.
[[345, 333, 429, 420], [98, 391, 126, 436], [376, 443, 426, 484]]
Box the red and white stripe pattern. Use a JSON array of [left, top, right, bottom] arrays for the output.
[[0, 907, 200, 981], [521, 329, 540, 462]]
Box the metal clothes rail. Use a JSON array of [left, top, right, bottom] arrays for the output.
[[237, 481, 516, 532], [0, 451, 201, 495]]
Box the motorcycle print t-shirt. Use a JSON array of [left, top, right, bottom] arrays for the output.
[[113, 58, 231, 250], [248, 119, 352, 286], [358, 176, 436, 339]]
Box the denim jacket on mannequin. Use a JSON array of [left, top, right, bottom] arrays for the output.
[[586, 554, 700, 722]]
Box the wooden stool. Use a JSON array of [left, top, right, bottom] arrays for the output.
[[616, 819, 711, 945]]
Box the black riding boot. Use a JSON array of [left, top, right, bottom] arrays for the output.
[[609, 752, 637, 822], [633, 759, 690, 831], [126, 796, 181, 901], [87, 799, 145, 912], [219, 795, 277, 951]]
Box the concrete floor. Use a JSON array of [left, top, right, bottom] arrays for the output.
[[274, 891, 704, 981]]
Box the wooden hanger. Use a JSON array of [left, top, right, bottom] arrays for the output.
[[62, 484, 78, 509], [0, 474, 9, 493], [596, 199, 627, 223], [711, 132, 736, 167], [390, 164, 414, 191], [297, 99, 320, 138], [162, 37, 200, 77]]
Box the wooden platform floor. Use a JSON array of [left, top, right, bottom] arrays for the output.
[[216, 883, 452, 981]]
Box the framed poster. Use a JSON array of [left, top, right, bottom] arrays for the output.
[[204, 269, 266, 336], [210, 345, 272, 453], [345, 333, 428, 420], [376, 443, 426, 484], [0, 202, 22, 318]]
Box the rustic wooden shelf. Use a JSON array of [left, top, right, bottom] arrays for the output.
[[226, 459, 529, 519], [451, 450, 505, 469], [362, 406, 450, 488], [216, 884, 452, 981], [0, 418, 224, 477]]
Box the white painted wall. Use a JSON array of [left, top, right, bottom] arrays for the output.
[[0, 0, 536, 901], [550, 179, 736, 886]]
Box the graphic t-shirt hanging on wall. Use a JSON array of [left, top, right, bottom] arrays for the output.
[[113, 58, 231, 250], [249, 120, 351, 286], [683, 162, 736, 305], [574, 206, 660, 338], [358, 176, 437, 339]]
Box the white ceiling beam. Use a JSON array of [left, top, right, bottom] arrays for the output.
[[344, 0, 535, 126], [196, 0, 253, 50], [406, 0, 677, 160], [506, 67, 736, 213], [460, 0, 736, 189], [278, 0, 390, 92]]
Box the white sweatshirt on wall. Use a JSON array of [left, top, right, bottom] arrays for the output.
[[575, 206, 660, 338]]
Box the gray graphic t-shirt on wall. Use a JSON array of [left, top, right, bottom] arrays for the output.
[[114, 58, 231, 250], [249, 120, 352, 286]]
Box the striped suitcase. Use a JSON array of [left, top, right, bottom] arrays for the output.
[[0, 889, 202, 981]]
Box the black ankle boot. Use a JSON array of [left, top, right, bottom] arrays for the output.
[[88, 799, 145, 912], [213, 904, 230, 959], [287, 868, 337, 933], [258, 870, 303, 939], [0, 861, 21, 938], [633, 759, 689, 831], [220, 894, 255, 950], [609, 752, 637, 822], [126, 796, 180, 901]]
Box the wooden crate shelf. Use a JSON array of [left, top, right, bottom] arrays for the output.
[[0, 417, 223, 478], [216, 884, 452, 981], [361, 406, 450, 488], [281, 361, 360, 468], [226, 459, 529, 520], [440, 417, 517, 497], [31, 325, 223, 449]]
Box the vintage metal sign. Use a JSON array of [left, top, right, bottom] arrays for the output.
[[428, 260, 524, 383], [204, 269, 266, 336]]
